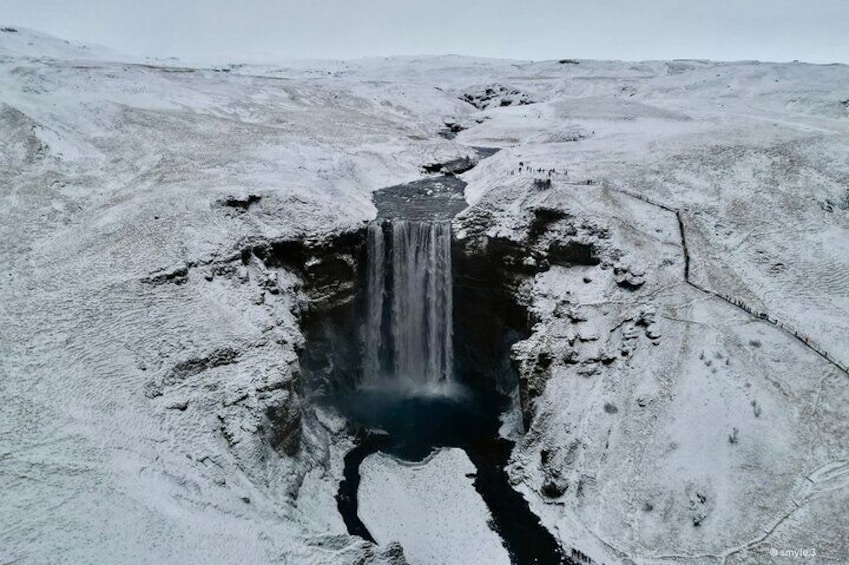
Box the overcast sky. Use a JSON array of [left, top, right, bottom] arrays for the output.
[[4, 0, 849, 64]]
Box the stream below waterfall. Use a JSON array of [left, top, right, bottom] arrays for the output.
[[334, 384, 569, 564]]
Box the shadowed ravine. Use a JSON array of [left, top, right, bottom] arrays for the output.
[[334, 384, 570, 564], [326, 163, 572, 564]]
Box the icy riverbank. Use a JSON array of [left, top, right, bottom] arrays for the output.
[[360, 449, 510, 565]]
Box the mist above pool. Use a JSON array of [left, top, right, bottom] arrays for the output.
[[335, 379, 503, 460]]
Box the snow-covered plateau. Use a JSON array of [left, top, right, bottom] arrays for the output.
[[1, 26, 848, 564]]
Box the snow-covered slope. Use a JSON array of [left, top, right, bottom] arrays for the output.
[[0, 26, 128, 63], [1, 27, 848, 564]]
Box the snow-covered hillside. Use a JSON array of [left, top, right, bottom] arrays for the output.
[[1, 26, 848, 564]]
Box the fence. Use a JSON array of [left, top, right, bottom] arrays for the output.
[[592, 179, 849, 377]]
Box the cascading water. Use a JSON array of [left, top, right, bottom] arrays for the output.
[[363, 219, 454, 385], [363, 221, 385, 381]]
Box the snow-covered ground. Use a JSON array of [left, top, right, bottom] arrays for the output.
[[2, 26, 848, 564], [359, 449, 510, 565]]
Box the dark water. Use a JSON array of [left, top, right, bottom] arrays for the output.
[[340, 382, 498, 460], [372, 175, 468, 221], [332, 382, 572, 565]]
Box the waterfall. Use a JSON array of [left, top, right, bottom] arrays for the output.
[[363, 222, 386, 380], [363, 220, 453, 384]]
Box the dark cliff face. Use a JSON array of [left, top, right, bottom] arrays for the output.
[[251, 230, 368, 313], [234, 227, 368, 459], [452, 224, 541, 428], [282, 191, 613, 431], [275, 229, 369, 398], [283, 217, 529, 415], [287, 219, 535, 415], [452, 203, 613, 428], [452, 235, 534, 400]]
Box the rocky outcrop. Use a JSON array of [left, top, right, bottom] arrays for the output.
[[422, 155, 476, 175], [136, 225, 369, 507], [244, 229, 370, 399], [141, 263, 189, 285], [216, 192, 262, 211], [460, 84, 536, 110], [438, 120, 467, 139], [454, 193, 617, 425], [246, 229, 367, 312]]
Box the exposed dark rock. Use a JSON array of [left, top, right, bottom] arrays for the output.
[[558, 59, 580, 65], [1, 27, 18, 33], [577, 363, 600, 377], [688, 488, 711, 527], [142, 264, 189, 286], [453, 231, 535, 400], [217, 193, 261, 211], [614, 264, 646, 290], [258, 230, 368, 397], [548, 241, 600, 267], [460, 84, 536, 110], [374, 541, 408, 565], [438, 120, 467, 139], [542, 479, 568, 498], [143, 380, 164, 399], [513, 342, 553, 425], [165, 346, 241, 385], [539, 447, 572, 498], [768, 262, 786, 275], [570, 548, 594, 565], [563, 350, 581, 364], [528, 207, 570, 242], [454, 202, 615, 425], [1, 104, 50, 163], [646, 325, 662, 340], [247, 228, 367, 312], [266, 390, 302, 456], [422, 156, 476, 175], [546, 128, 590, 143], [240, 228, 368, 401]]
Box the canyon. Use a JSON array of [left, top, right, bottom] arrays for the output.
[[2, 27, 849, 564]]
